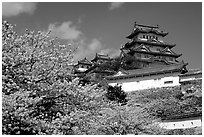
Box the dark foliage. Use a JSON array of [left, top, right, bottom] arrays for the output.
[[106, 85, 128, 105]]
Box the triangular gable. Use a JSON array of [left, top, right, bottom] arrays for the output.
[[133, 44, 151, 52], [79, 57, 92, 65], [153, 58, 171, 65], [114, 70, 129, 76], [161, 47, 176, 55]]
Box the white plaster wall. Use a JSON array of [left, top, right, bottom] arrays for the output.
[[159, 118, 202, 129], [108, 75, 180, 92], [180, 77, 202, 82], [77, 68, 88, 72]]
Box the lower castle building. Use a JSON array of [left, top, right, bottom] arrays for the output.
[[106, 63, 187, 92]]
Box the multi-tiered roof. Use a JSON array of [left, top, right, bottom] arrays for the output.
[[120, 22, 187, 71]]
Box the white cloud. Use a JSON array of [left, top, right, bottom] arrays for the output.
[[74, 38, 104, 61], [47, 21, 104, 61], [47, 20, 118, 62], [109, 2, 125, 10], [48, 21, 82, 40], [88, 38, 103, 51], [74, 39, 120, 61], [2, 2, 37, 17], [99, 48, 120, 58]]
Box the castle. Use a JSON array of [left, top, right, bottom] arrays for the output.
[[72, 22, 201, 92]]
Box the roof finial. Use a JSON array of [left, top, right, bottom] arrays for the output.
[[134, 21, 137, 27], [132, 21, 137, 32]]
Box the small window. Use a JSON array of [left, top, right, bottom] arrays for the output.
[[164, 81, 173, 84], [169, 57, 173, 61], [143, 35, 145, 38], [144, 54, 149, 58], [156, 48, 160, 51], [156, 37, 158, 40], [154, 78, 161, 81]]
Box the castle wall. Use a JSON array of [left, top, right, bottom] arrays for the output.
[[158, 116, 202, 129], [108, 72, 180, 92], [179, 73, 202, 83]]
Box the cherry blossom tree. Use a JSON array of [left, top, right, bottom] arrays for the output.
[[2, 21, 159, 135]]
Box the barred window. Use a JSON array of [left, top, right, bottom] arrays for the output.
[[164, 81, 173, 84]]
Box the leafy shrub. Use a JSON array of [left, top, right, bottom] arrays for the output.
[[106, 85, 128, 105]]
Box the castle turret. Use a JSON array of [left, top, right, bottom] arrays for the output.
[[72, 57, 92, 74]]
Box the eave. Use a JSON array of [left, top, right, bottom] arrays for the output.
[[133, 39, 176, 48], [126, 29, 168, 39], [106, 62, 188, 80], [130, 50, 182, 58]]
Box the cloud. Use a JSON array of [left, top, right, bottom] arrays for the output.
[[48, 21, 82, 40], [109, 2, 125, 10], [74, 39, 120, 61], [74, 38, 104, 61], [46, 21, 104, 61], [47, 20, 118, 62], [2, 2, 37, 17], [99, 48, 120, 58]]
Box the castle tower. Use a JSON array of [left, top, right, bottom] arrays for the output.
[[120, 22, 184, 70]]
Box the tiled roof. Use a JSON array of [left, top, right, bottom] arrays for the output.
[[91, 53, 111, 62], [122, 52, 175, 65], [129, 48, 182, 58], [84, 64, 116, 74], [126, 25, 168, 39], [135, 23, 159, 29], [124, 39, 176, 49], [78, 57, 92, 65], [106, 62, 188, 79], [179, 69, 202, 77]]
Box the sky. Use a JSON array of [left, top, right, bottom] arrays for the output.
[[2, 2, 202, 69]]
